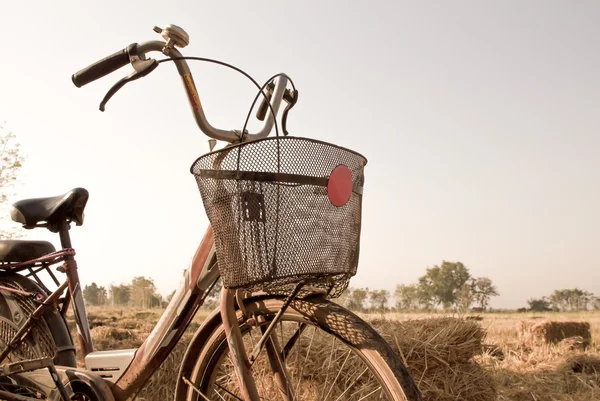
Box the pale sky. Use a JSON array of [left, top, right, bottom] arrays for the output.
[[1, 1, 598, 309]]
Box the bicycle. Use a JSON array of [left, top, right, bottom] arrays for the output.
[[0, 24, 422, 401]]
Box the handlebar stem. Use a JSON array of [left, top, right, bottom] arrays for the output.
[[137, 41, 288, 143]]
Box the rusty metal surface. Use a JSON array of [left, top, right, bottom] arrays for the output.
[[220, 288, 261, 401], [0, 284, 38, 298], [0, 280, 68, 365], [0, 248, 76, 271], [64, 256, 94, 357], [261, 326, 294, 400], [58, 367, 117, 401], [111, 226, 216, 401], [0, 389, 43, 401]]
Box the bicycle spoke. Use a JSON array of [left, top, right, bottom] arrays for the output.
[[320, 336, 337, 396], [181, 375, 213, 401], [333, 367, 368, 401], [356, 386, 384, 401], [214, 382, 243, 401], [281, 323, 307, 361], [292, 325, 317, 399], [189, 300, 407, 401], [323, 349, 352, 400]]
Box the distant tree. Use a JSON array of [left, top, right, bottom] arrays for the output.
[[348, 288, 369, 311], [97, 286, 108, 306], [0, 124, 24, 239], [110, 284, 131, 306], [83, 283, 101, 306], [527, 298, 552, 312], [166, 290, 176, 303], [395, 284, 420, 310], [130, 276, 157, 309], [548, 289, 594, 311], [548, 290, 567, 311], [418, 261, 471, 308], [594, 297, 600, 310], [369, 289, 390, 312], [455, 283, 473, 313], [150, 293, 163, 308], [471, 277, 499, 310]]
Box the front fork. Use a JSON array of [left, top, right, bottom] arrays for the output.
[[220, 289, 294, 401]]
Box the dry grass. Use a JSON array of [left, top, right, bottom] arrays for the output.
[[66, 308, 600, 400], [518, 320, 592, 348], [369, 317, 495, 401], [477, 311, 600, 401]]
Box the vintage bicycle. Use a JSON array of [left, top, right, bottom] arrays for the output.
[[0, 24, 422, 401]]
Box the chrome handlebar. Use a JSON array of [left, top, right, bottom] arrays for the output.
[[72, 25, 291, 143]]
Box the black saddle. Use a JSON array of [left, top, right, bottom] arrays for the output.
[[11, 188, 89, 232], [0, 240, 56, 263]]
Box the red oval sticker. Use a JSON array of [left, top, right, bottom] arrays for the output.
[[328, 165, 353, 207]]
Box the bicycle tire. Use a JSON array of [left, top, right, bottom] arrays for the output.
[[0, 272, 76, 367], [179, 295, 422, 401]]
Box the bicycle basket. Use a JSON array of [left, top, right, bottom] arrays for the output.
[[191, 136, 366, 297]]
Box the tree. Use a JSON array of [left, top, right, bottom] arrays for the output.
[[418, 261, 471, 308], [97, 286, 108, 306], [594, 297, 600, 310], [83, 282, 101, 306], [150, 293, 163, 308], [0, 124, 24, 239], [395, 284, 420, 310], [348, 288, 369, 311], [110, 284, 131, 306], [471, 277, 499, 310], [369, 289, 389, 312], [548, 289, 594, 311], [455, 283, 473, 313], [527, 298, 551, 312], [130, 276, 158, 309]]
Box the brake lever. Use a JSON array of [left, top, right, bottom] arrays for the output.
[[99, 59, 158, 111], [281, 89, 298, 136]]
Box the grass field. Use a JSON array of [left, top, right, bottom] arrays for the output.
[[70, 307, 600, 400]]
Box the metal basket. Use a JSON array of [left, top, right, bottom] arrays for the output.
[[191, 136, 366, 297]]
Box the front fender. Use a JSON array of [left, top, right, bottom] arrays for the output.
[[174, 294, 286, 400], [174, 306, 224, 400]]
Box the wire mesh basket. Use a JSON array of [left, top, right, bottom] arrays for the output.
[[191, 136, 366, 297]]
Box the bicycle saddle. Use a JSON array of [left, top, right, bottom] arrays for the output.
[[10, 188, 89, 231]]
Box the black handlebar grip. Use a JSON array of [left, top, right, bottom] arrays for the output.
[[71, 44, 136, 88]]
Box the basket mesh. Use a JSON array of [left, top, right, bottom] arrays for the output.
[[191, 137, 366, 297]]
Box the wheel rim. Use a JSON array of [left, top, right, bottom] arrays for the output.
[[195, 312, 396, 400]]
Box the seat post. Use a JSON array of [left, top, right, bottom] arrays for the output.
[[58, 221, 73, 249], [57, 220, 95, 356]]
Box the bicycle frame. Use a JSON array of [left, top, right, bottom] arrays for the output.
[[0, 225, 229, 400], [62, 223, 270, 401], [110, 226, 219, 400]]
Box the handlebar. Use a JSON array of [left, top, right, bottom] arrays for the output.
[[72, 44, 136, 88], [71, 25, 292, 143]]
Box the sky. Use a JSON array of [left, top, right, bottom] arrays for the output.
[[0, 1, 598, 309]]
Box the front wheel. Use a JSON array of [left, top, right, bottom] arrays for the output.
[[181, 295, 422, 401]]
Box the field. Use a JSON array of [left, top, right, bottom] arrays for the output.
[[71, 307, 600, 400]]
